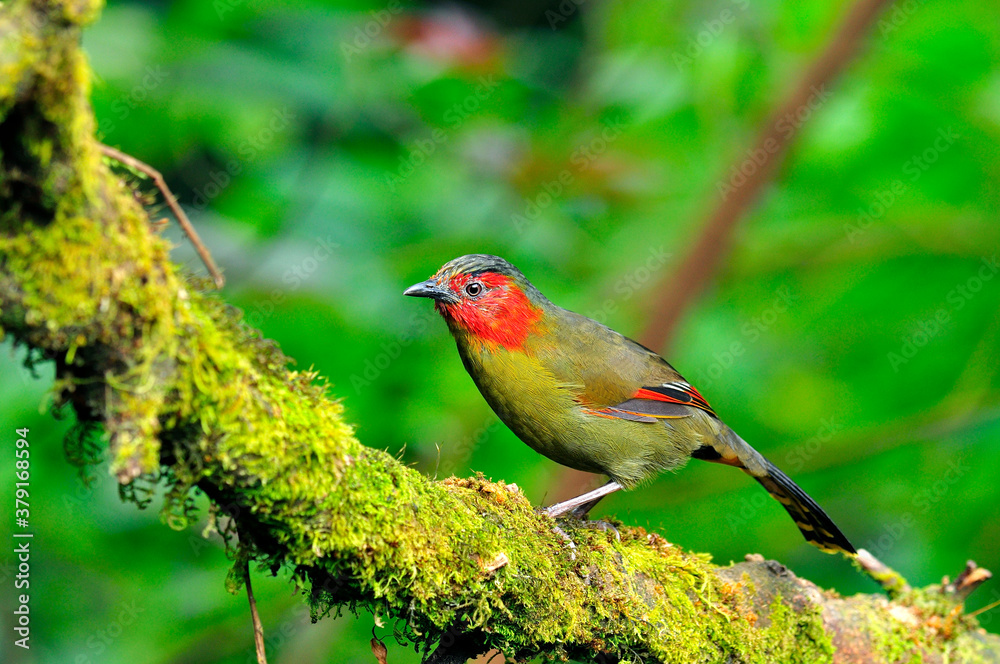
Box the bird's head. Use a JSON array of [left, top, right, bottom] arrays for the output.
[[404, 254, 547, 350]]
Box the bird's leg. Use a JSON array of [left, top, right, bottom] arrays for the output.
[[569, 495, 607, 519], [542, 482, 624, 555], [542, 481, 622, 518], [570, 488, 622, 541]]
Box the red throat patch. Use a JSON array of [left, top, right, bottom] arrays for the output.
[[436, 272, 542, 350]]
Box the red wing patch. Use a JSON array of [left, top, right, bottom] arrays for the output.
[[632, 381, 717, 419], [582, 380, 716, 423]]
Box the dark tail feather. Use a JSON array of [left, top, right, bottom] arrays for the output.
[[751, 459, 856, 555]]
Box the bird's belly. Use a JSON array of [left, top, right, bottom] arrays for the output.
[[466, 349, 687, 485], [478, 381, 602, 472], [463, 351, 595, 472]]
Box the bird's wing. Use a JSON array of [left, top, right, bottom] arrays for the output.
[[533, 307, 719, 422], [583, 381, 718, 423]]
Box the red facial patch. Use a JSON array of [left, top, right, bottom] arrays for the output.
[[436, 272, 541, 350]]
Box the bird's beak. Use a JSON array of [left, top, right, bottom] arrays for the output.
[[403, 279, 460, 304]]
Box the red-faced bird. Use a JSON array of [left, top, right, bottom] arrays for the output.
[[405, 254, 855, 555]]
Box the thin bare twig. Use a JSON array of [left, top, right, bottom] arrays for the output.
[[856, 548, 911, 598], [945, 560, 993, 601], [99, 143, 225, 289], [640, 0, 894, 351], [244, 557, 268, 664], [969, 598, 1000, 619]]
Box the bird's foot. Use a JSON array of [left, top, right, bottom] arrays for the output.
[[582, 519, 621, 541], [549, 523, 577, 561]]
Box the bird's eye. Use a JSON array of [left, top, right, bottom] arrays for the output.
[[464, 282, 484, 298]]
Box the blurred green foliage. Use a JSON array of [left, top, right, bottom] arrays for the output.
[[2, 0, 1000, 661]]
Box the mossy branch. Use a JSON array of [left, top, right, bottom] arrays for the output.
[[2, 2, 999, 663]]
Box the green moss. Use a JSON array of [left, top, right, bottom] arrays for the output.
[[763, 596, 835, 663], [827, 582, 1000, 664], [4, 3, 1000, 663]]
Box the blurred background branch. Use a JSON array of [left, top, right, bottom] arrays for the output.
[[548, 0, 895, 528], [639, 0, 894, 352]]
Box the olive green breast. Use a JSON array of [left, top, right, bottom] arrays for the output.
[[449, 315, 709, 488]]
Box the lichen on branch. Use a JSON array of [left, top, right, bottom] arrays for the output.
[[1, 2, 999, 663]]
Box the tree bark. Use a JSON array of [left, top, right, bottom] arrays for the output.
[[1, 2, 998, 662]]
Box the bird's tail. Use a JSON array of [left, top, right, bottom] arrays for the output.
[[749, 458, 856, 555], [707, 428, 856, 555]]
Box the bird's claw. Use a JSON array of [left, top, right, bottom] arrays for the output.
[[584, 519, 621, 541], [550, 523, 577, 561]]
